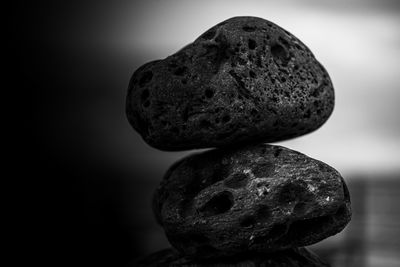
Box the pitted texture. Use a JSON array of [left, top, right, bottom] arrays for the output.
[[126, 16, 334, 150], [135, 247, 330, 266], [153, 144, 351, 259]]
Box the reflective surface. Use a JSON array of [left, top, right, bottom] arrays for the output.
[[130, 175, 400, 267], [312, 175, 400, 267]]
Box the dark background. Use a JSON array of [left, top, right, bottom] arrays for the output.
[[19, 1, 400, 266]]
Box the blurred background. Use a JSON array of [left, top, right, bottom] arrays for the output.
[[22, 0, 400, 266]]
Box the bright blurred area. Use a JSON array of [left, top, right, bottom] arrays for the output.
[[51, 0, 400, 177], [95, 0, 400, 176], [29, 0, 400, 266]]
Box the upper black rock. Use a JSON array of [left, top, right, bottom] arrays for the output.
[[126, 16, 334, 150], [153, 144, 351, 259]]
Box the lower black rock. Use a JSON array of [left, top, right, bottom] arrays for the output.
[[153, 144, 351, 259], [134, 247, 330, 266]]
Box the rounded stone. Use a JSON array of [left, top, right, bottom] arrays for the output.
[[134, 247, 330, 266], [126, 16, 334, 151], [153, 144, 351, 259]]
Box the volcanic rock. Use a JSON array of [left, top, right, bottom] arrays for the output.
[[153, 144, 351, 259], [126, 16, 334, 150]]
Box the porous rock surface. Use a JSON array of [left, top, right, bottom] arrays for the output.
[[126, 16, 334, 150], [135, 247, 330, 266], [153, 144, 351, 259]]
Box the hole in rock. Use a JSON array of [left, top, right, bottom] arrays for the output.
[[204, 88, 214, 98], [248, 39, 257, 50], [249, 70, 256, 78], [278, 183, 306, 204], [222, 115, 231, 123], [271, 44, 289, 65], [257, 181, 269, 188], [242, 25, 256, 32], [199, 191, 234, 216]]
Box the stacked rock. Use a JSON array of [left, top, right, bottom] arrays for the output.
[[127, 17, 351, 266]]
